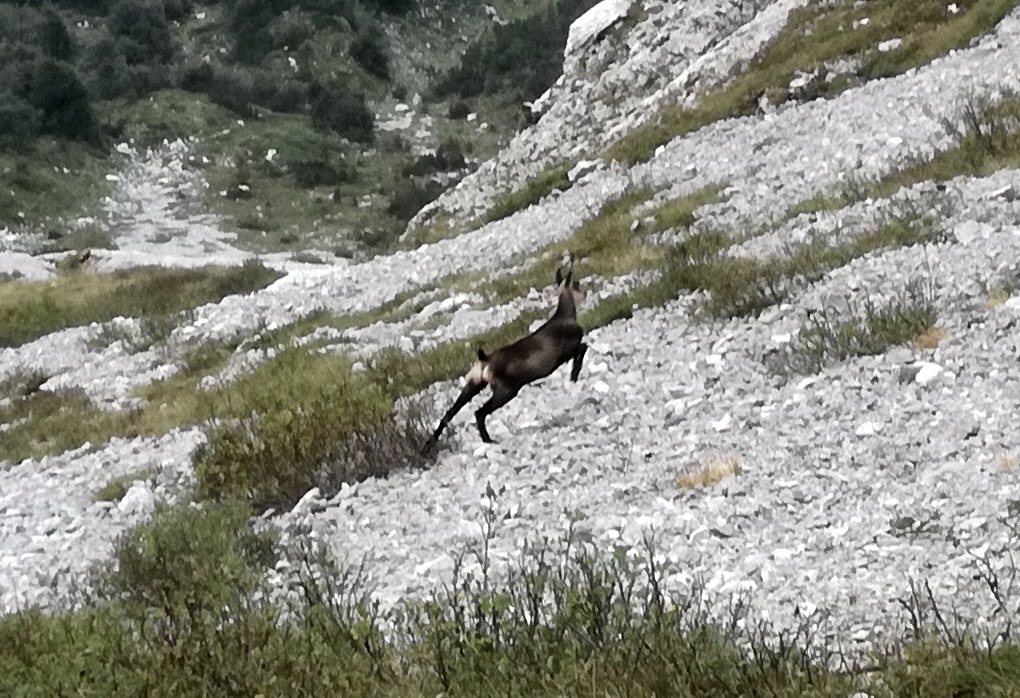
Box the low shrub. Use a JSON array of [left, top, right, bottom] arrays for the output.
[[387, 177, 445, 224], [194, 349, 433, 512], [768, 279, 938, 376], [310, 81, 374, 144]]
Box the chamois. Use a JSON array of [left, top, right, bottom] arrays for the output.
[[423, 257, 588, 450]]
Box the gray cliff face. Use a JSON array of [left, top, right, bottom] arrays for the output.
[[410, 0, 809, 230], [4, 0, 1020, 661]]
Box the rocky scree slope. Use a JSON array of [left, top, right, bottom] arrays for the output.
[[3, 0, 1020, 659]]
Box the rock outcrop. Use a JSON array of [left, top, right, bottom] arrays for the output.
[[410, 0, 809, 231]]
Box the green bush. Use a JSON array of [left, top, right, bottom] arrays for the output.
[[448, 99, 471, 120], [0, 91, 41, 139], [291, 157, 354, 187], [351, 23, 390, 80], [194, 349, 432, 512], [87, 34, 171, 99], [17, 511, 1020, 697], [100, 499, 274, 618], [402, 138, 467, 176], [0, 8, 96, 142], [39, 8, 73, 61], [108, 0, 175, 66], [769, 280, 937, 376], [227, 0, 281, 64], [387, 177, 445, 223], [309, 80, 374, 143], [26, 57, 98, 142]]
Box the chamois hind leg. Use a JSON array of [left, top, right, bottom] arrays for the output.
[[422, 381, 485, 454], [569, 342, 588, 382], [474, 383, 519, 444]]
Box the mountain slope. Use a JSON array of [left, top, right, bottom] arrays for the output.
[[3, 0, 1020, 681]]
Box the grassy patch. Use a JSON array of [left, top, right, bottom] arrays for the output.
[[605, 0, 1017, 164], [102, 89, 239, 147], [768, 280, 938, 376], [0, 388, 145, 464], [880, 92, 1020, 189], [987, 278, 1018, 307], [0, 137, 110, 228], [688, 215, 944, 320], [0, 259, 281, 348], [647, 184, 727, 234], [0, 368, 48, 402], [480, 163, 572, 224], [789, 92, 1020, 219], [397, 213, 459, 249], [914, 325, 948, 349], [0, 290, 440, 465]]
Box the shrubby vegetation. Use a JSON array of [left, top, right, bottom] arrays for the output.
[[309, 79, 375, 143], [767, 278, 938, 376], [5, 491, 1020, 695]]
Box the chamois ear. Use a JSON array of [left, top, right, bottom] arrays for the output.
[[555, 267, 564, 287], [477, 347, 488, 361], [570, 278, 585, 304]]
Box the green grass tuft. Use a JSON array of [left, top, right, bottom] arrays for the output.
[[194, 347, 434, 512], [481, 164, 573, 224], [582, 211, 946, 328], [0, 388, 145, 465], [789, 92, 1020, 219]]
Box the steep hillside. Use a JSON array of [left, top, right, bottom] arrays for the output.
[[4, 0, 1020, 693], [0, 0, 579, 257]]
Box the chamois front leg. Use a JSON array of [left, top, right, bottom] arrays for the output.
[[474, 383, 519, 444], [569, 342, 588, 382]]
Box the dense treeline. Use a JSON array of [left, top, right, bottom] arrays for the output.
[[0, 5, 99, 142], [0, 0, 602, 149], [433, 0, 601, 101], [0, 0, 417, 147]]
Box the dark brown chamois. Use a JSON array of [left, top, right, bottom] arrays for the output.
[[423, 260, 588, 450]]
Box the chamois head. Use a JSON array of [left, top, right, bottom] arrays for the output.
[[422, 256, 590, 452]]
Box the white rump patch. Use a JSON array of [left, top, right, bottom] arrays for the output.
[[467, 361, 494, 384]]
